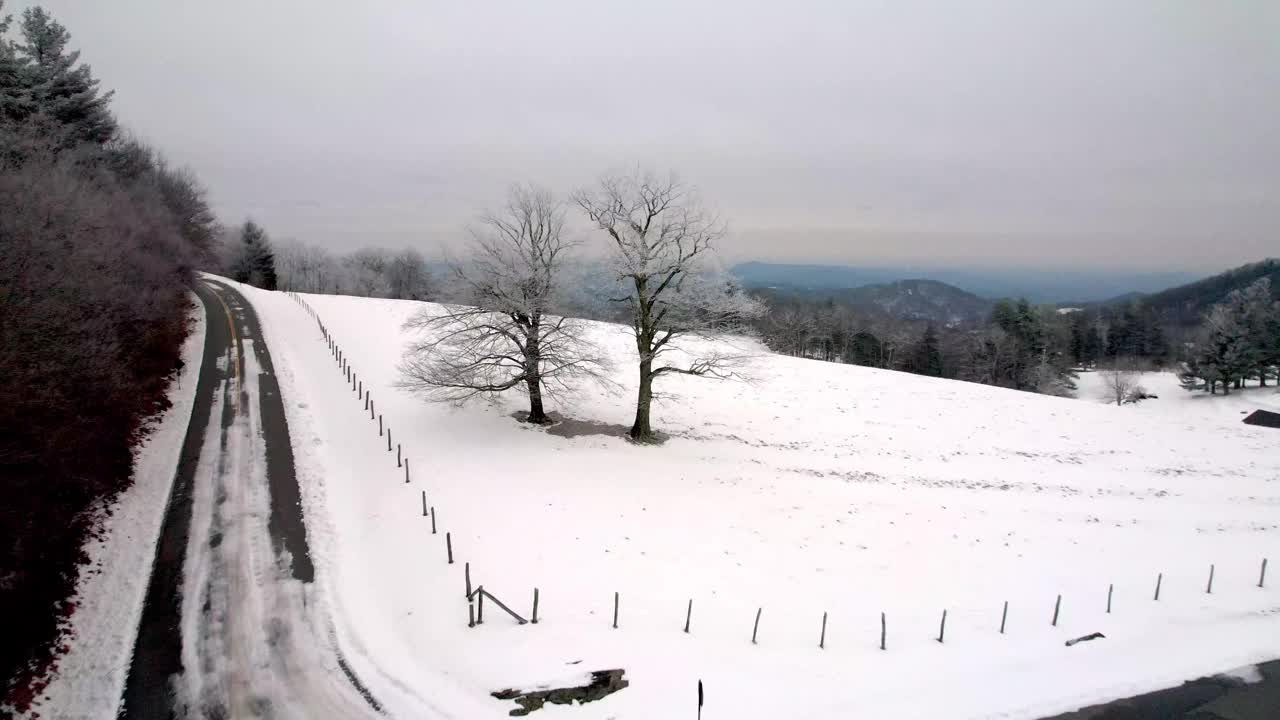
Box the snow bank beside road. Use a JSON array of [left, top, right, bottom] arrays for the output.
[[26, 297, 206, 720]]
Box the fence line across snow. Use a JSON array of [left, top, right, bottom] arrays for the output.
[[282, 293, 1277, 666]]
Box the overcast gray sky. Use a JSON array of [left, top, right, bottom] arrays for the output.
[[19, 0, 1280, 269]]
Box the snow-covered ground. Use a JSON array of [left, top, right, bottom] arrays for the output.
[[1074, 369, 1280, 427], [239, 285, 1280, 719], [26, 297, 206, 719]]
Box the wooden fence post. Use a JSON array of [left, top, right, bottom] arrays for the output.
[[387, 428, 392, 451], [479, 588, 528, 625], [468, 598, 475, 628], [1052, 594, 1061, 627], [1206, 564, 1215, 594], [532, 588, 540, 624], [404, 457, 409, 484], [684, 599, 693, 633], [937, 610, 947, 643], [1000, 601, 1008, 634], [613, 592, 619, 629], [751, 607, 762, 644], [420, 490, 427, 516], [379, 414, 383, 437], [430, 506, 436, 534], [465, 562, 471, 599], [398, 444, 402, 468], [819, 611, 827, 649], [1261, 558, 1269, 588], [1154, 572, 1162, 601], [477, 587, 485, 625], [446, 532, 453, 564], [1107, 584, 1113, 614], [880, 611, 886, 650]]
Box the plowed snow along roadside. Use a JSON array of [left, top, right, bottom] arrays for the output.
[[241, 283, 1280, 720], [24, 297, 206, 720]]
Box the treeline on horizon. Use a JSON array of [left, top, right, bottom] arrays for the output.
[[216, 234, 435, 301], [265, 231, 1279, 401], [749, 259, 1280, 398], [0, 3, 219, 704]]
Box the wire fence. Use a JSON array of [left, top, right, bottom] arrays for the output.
[[283, 291, 1274, 657]]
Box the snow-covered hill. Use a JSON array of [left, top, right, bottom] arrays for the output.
[[240, 284, 1280, 719]]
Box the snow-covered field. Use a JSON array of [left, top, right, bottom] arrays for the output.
[[1074, 369, 1280, 426], [241, 285, 1280, 719]]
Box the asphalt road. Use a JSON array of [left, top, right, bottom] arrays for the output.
[[1040, 660, 1280, 719], [121, 280, 380, 719]]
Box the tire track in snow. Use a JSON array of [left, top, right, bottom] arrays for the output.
[[121, 281, 384, 719]]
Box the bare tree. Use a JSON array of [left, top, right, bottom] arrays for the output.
[[275, 239, 339, 294], [342, 248, 392, 297], [398, 184, 607, 423], [573, 170, 764, 442], [1099, 357, 1143, 406], [385, 247, 433, 300]]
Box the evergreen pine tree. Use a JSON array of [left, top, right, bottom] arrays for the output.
[[1201, 300, 1253, 394], [14, 6, 115, 143], [1083, 324, 1104, 367], [1068, 313, 1086, 366], [0, 1, 28, 123], [1232, 278, 1276, 385], [910, 324, 944, 377], [233, 219, 277, 290]]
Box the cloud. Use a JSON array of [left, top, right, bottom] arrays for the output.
[[27, 0, 1280, 269]]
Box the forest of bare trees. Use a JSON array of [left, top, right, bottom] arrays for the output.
[[265, 239, 434, 300], [749, 293, 1083, 395], [0, 3, 219, 699]]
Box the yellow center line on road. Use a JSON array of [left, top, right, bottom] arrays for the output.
[[206, 282, 243, 411]]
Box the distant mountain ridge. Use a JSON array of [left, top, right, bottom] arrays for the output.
[[827, 279, 992, 326], [1104, 258, 1280, 326], [752, 278, 993, 326], [731, 261, 1203, 304]]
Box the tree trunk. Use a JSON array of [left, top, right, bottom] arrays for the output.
[[525, 376, 547, 424], [522, 326, 548, 423], [1260, 368, 1268, 387], [631, 357, 654, 441]]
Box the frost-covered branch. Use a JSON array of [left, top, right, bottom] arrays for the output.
[[397, 184, 611, 422], [573, 169, 764, 441]]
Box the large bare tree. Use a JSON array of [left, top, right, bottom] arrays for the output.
[[399, 184, 606, 423], [573, 170, 763, 442]]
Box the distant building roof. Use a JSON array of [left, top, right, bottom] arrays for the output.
[[1243, 409, 1280, 429]]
